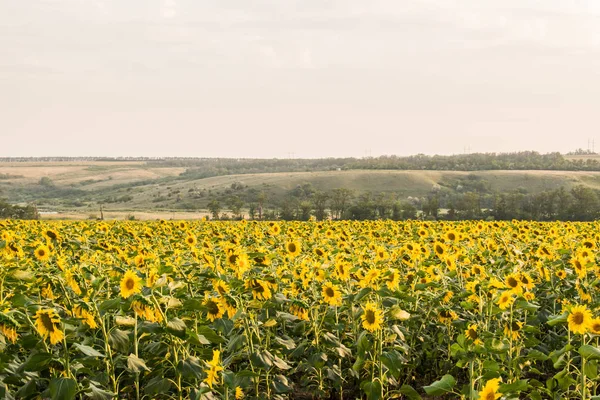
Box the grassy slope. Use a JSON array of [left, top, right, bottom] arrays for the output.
[[3, 161, 600, 215]]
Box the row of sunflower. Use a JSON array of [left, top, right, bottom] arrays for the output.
[[0, 219, 600, 399]]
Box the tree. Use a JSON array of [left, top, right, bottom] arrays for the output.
[[227, 196, 244, 219], [330, 188, 353, 220], [312, 191, 329, 221], [207, 199, 221, 220]]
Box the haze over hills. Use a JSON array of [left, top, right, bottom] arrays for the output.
[[2, 151, 600, 220]]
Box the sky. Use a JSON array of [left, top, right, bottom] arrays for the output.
[[1, 0, 600, 158]]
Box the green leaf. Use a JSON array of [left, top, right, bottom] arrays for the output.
[[108, 329, 129, 353], [16, 379, 38, 398], [50, 378, 77, 400], [499, 379, 528, 394], [526, 349, 548, 361], [74, 343, 105, 358], [362, 380, 383, 400], [381, 351, 402, 378], [144, 377, 171, 395], [399, 385, 422, 400], [250, 350, 274, 369], [274, 336, 296, 350], [127, 354, 150, 373], [585, 360, 598, 380], [272, 355, 291, 370], [515, 300, 539, 312], [272, 374, 292, 393], [99, 298, 121, 313], [22, 352, 54, 372], [546, 313, 568, 326], [177, 357, 203, 380], [84, 381, 115, 400], [482, 360, 499, 372], [167, 318, 187, 338], [423, 374, 456, 396], [196, 326, 224, 344], [579, 345, 600, 360]]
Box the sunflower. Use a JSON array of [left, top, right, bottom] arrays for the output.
[[285, 241, 301, 258], [34, 245, 51, 262], [519, 273, 534, 290], [290, 304, 309, 321], [335, 261, 351, 281], [245, 279, 273, 300], [43, 229, 60, 242], [589, 318, 600, 335], [442, 291, 454, 304], [523, 291, 535, 301], [504, 321, 523, 340], [497, 291, 515, 310], [120, 270, 142, 299], [0, 324, 18, 344], [385, 269, 400, 291], [269, 223, 281, 235], [235, 387, 244, 399], [505, 273, 522, 294], [445, 230, 459, 242], [185, 234, 197, 247], [556, 269, 567, 280], [438, 309, 457, 324], [571, 256, 588, 278], [568, 304, 592, 335], [322, 282, 342, 306], [478, 378, 502, 400], [213, 279, 230, 296], [361, 302, 384, 332], [204, 296, 225, 322], [203, 349, 224, 389], [433, 242, 446, 258], [465, 324, 482, 345], [72, 305, 98, 329], [34, 309, 64, 345]]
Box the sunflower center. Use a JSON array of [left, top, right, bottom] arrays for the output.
[[40, 313, 55, 333], [206, 300, 220, 314], [38, 250, 46, 257], [485, 392, 496, 400], [125, 278, 135, 290], [467, 329, 477, 340], [288, 243, 297, 253], [325, 287, 334, 297], [507, 277, 518, 288], [435, 245, 444, 255], [365, 309, 376, 324], [573, 312, 584, 325]]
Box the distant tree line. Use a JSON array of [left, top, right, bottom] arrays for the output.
[[6, 151, 600, 175], [0, 199, 39, 220], [206, 181, 600, 222]]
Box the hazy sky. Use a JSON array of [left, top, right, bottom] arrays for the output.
[[2, 0, 600, 158]]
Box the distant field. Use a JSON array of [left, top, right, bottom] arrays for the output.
[[3, 161, 600, 219]]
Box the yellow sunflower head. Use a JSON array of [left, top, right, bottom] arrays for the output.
[[120, 270, 143, 299]]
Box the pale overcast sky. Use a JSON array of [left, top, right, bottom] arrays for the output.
[[1, 0, 600, 158]]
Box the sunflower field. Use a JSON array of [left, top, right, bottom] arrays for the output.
[[1, 219, 600, 399]]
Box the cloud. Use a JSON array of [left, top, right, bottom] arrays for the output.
[[161, 0, 177, 19]]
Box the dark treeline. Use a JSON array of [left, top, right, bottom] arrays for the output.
[[208, 182, 600, 222], [0, 199, 39, 220], [170, 152, 600, 178], [5, 151, 600, 175]]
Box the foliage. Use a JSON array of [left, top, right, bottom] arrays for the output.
[[1, 219, 600, 399]]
